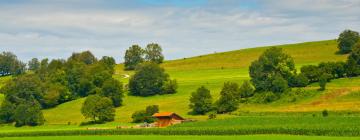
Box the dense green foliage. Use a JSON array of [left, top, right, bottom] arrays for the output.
[[216, 82, 239, 113], [337, 29, 359, 54], [129, 63, 177, 96], [13, 101, 44, 127], [0, 51, 122, 126], [81, 95, 115, 123], [238, 81, 255, 98], [131, 105, 159, 123], [249, 47, 296, 92], [189, 86, 213, 115], [0, 52, 25, 76]]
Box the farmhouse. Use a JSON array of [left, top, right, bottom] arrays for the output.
[[152, 112, 185, 127]]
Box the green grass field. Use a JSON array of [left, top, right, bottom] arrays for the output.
[[1, 39, 359, 135], [1, 135, 360, 140]]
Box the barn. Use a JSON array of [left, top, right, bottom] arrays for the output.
[[152, 112, 185, 127]]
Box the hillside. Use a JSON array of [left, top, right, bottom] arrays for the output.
[[2, 39, 357, 126]]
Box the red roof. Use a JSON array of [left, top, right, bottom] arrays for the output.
[[152, 112, 185, 120]]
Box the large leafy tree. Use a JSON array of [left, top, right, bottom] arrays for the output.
[[13, 100, 44, 127], [189, 86, 213, 115], [0, 52, 25, 76], [346, 42, 360, 77], [81, 95, 115, 123], [338, 30, 360, 54], [129, 62, 169, 96], [68, 51, 97, 65], [216, 82, 239, 113], [101, 79, 124, 107], [249, 47, 296, 92], [124, 45, 144, 70], [145, 43, 164, 64]]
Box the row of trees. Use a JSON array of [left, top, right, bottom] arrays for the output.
[[124, 43, 164, 70], [0, 51, 124, 126], [0, 52, 26, 76], [189, 81, 255, 115]]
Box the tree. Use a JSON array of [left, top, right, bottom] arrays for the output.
[[319, 74, 329, 91], [81, 95, 115, 123], [28, 58, 40, 71], [346, 42, 360, 77], [189, 86, 213, 115], [162, 79, 178, 94], [124, 45, 144, 70], [145, 43, 164, 64], [69, 51, 97, 65], [216, 82, 239, 113], [99, 56, 116, 74], [0, 100, 15, 123], [101, 79, 124, 107], [239, 80, 255, 98], [13, 101, 44, 127], [338, 29, 360, 54], [249, 47, 296, 92], [0, 52, 25, 76], [129, 62, 169, 96], [145, 105, 159, 115]]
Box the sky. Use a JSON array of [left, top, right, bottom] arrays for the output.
[[0, 0, 359, 63]]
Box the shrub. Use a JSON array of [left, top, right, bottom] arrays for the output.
[[207, 111, 217, 120], [132, 105, 159, 123], [162, 79, 178, 94], [322, 110, 329, 117], [189, 86, 213, 115]]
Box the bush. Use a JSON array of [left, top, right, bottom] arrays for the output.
[[189, 86, 213, 115], [207, 111, 217, 120], [162, 79, 178, 94], [322, 110, 329, 117], [250, 92, 279, 104], [131, 105, 159, 123]]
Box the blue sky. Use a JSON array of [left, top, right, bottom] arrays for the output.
[[0, 0, 359, 62]]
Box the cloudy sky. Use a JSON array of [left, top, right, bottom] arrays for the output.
[[0, 0, 359, 63]]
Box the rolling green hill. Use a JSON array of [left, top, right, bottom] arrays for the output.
[[2, 39, 359, 126]]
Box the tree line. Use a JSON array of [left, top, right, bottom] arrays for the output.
[[0, 51, 123, 126], [189, 29, 360, 116]]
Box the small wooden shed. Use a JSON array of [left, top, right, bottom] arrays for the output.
[[152, 112, 185, 127]]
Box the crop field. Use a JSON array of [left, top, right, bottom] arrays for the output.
[[2, 135, 360, 140]]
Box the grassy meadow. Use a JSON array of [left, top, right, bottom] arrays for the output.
[[1, 39, 360, 137]]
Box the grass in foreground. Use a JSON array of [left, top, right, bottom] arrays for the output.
[[1, 135, 360, 140]]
